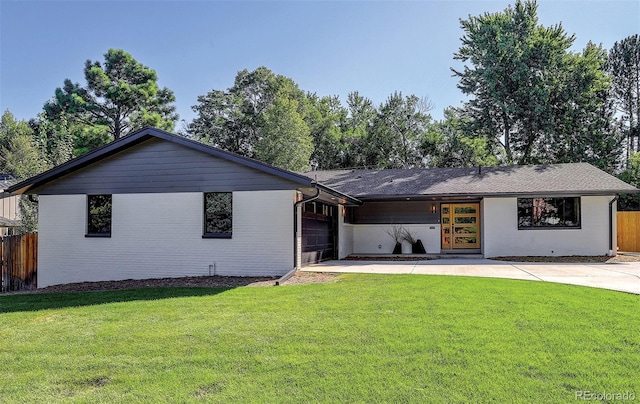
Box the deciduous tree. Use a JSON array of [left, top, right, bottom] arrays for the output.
[[533, 43, 623, 172], [0, 111, 47, 178], [255, 94, 313, 171], [305, 94, 348, 169], [421, 108, 499, 168], [618, 152, 640, 210], [452, 0, 615, 166], [341, 92, 376, 168], [189, 67, 313, 170], [366, 92, 432, 168], [0, 111, 49, 233]]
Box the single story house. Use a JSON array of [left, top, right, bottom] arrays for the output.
[[7, 127, 639, 288]]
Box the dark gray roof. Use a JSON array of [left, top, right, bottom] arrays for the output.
[[302, 163, 638, 198]]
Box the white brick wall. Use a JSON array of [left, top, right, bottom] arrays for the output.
[[38, 191, 295, 287], [339, 208, 353, 259], [483, 196, 614, 257], [295, 203, 302, 268], [350, 224, 441, 255]]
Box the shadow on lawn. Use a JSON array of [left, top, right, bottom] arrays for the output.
[[0, 287, 233, 313]]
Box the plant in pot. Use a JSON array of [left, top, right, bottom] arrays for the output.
[[385, 225, 404, 254], [403, 228, 426, 254]]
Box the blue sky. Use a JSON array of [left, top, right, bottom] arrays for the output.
[[1, 0, 638, 127]]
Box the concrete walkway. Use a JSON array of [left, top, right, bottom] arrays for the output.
[[303, 258, 640, 295]]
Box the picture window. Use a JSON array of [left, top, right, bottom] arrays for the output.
[[517, 197, 581, 229]]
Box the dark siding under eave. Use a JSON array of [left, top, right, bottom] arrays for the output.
[[350, 201, 439, 224], [31, 137, 303, 195]]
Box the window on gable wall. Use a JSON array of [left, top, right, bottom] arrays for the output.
[[203, 192, 232, 238], [517, 197, 581, 229], [87, 194, 112, 237]]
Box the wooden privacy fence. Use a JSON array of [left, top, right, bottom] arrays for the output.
[[617, 212, 640, 252], [1, 233, 38, 293]]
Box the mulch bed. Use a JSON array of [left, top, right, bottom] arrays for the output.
[[343, 256, 435, 261], [343, 254, 640, 263], [33, 276, 277, 294], [279, 271, 340, 285], [491, 255, 640, 263], [24, 272, 340, 294]]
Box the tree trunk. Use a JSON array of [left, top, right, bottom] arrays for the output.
[[521, 130, 537, 165], [635, 65, 639, 153], [503, 115, 513, 164]]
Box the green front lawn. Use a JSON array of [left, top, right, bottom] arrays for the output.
[[1, 275, 638, 403]]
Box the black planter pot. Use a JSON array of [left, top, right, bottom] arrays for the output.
[[392, 242, 402, 254], [412, 239, 426, 254]]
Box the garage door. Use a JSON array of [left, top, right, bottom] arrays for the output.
[[301, 202, 336, 264]]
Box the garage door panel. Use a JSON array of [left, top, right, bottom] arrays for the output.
[[301, 204, 336, 264]]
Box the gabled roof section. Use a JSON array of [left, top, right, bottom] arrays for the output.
[[302, 163, 639, 198], [7, 127, 316, 195]]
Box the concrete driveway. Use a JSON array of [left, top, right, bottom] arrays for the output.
[[303, 258, 640, 295]]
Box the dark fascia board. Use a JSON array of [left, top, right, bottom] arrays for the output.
[[7, 127, 315, 195], [481, 190, 640, 198], [314, 182, 362, 206], [357, 189, 640, 201]]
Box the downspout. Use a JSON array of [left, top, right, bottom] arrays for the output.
[[293, 187, 321, 270], [609, 194, 619, 256]]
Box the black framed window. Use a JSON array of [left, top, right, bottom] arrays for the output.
[[517, 197, 581, 229], [204, 192, 232, 238], [87, 194, 112, 237]]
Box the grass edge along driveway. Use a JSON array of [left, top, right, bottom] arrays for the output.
[[1, 274, 639, 403]]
